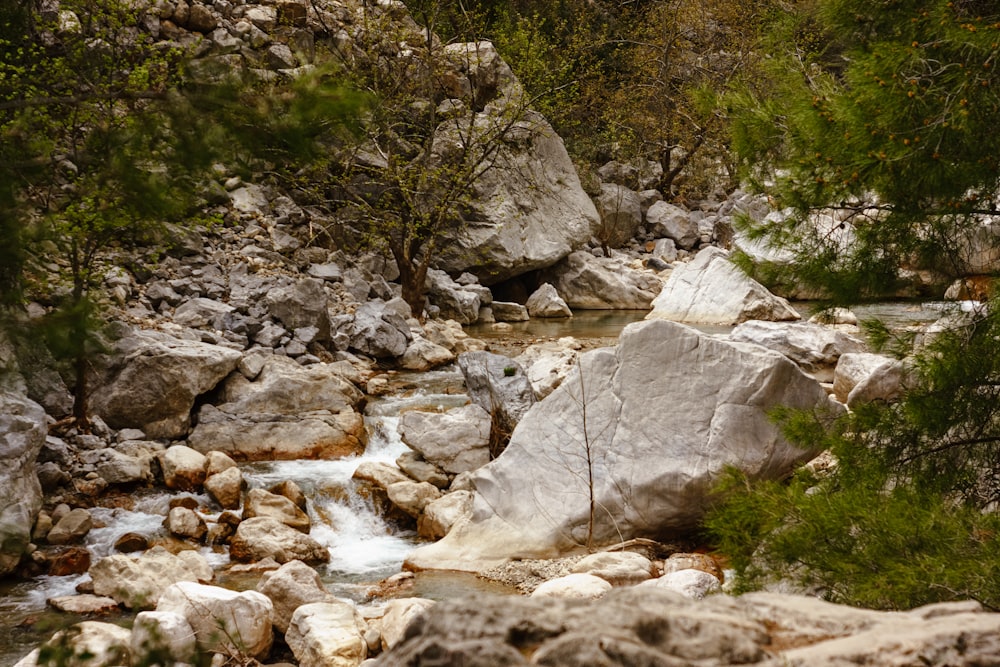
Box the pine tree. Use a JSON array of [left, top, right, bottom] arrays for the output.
[[707, 0, 1000, 610]]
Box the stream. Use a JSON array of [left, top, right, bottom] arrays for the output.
[[0, 302, 957, 665]]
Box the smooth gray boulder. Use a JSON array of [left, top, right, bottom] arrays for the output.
[[593, 183, 643, 249], [90, 329, 241, 439], [257, 559, 337, 633], [832, 352, 899, 404], [186, 356, 366, 461], [730, 320, 867, 381], [398, 404, 492, 474], [286, 601, 367, 667], [647, 246, 800, 324], [434, 108, 599, 284], [540, 251, 661, 310], [646, 200, 700, 249], [525, 283, 572, 318], [407, 320, 832, 570], [0, 392, 46, 576]]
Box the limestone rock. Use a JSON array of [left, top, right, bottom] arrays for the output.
[[348, 299, 412, 358], [380, 598, 436, 651], [266, 278, 332, 342], [426, 269, 482, 324], [47, 594, 119, 615], [832, 352, 898, 404], [204, 465, 244, 510], [570, 551, 654, 586], [525, 283, 572, 318], [0, 392, 48, 575], [157, 445, 207, 491], [286, 601, 367, 667], [156, 581, 273, 661], [730, 320, 867, 381], [385, 481, 441, 519], [36, 622, 132, 667], [90, 329, 241, 438], [643, 569, 722, 599], [352, 461, 411, 490], [593, 183, 643, 248], [189, 403, 365, 461], [230, 516, 330, 564], [399, 336, 455, 371], [131, 611, 198, 666], [540, 251, 661, 310], [165, 506, 207, 541], [489, 301, 530, 322], [45, 507, 92, 546], [398, 405, 491, 474], [530, 573, 612, 600], [172, 297, 234, 329], [89, 546, 211, 610], [406, 320, 831, 570], [243, 487, 311, 533], [646, 200, 699, 249], [434, 109, 598, 284], [648, 247, 800, 324], [257, 559, 336, 633], [846, 359, 909, 408], [417, 491, 474, 540]]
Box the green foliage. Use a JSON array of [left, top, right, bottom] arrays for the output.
[[707, 298, 1000, 609], [728, 0, 1000, 300]]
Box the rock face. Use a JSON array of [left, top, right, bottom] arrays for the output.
[[648, 246, 800, 324], [541, 251, 661, 310], [0, 392, 47, 575], [372, 588, 1000, 667], [457, 351, 535, 438], [90, 329, 241, 438], [407, 320, 832, 570], [435, 108, 599, 284]]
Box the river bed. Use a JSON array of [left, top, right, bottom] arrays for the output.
[[0, 300, 962, 665]]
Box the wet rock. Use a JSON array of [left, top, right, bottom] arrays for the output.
[[165, 506, 207, 541], [205, 466, 244, 510], [46, 508, 93, 546], [45, 546, 92, 576], [243, 487, 311, 533], [229, 516, 330, 565]]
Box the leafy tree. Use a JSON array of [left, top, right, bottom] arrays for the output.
[[706, 0, 1000, 610], [309, 2, 538, 316]]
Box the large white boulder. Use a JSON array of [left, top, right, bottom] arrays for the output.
[[406, 319, 832, 570], [530, 573, 613, 600], [90, 328, 241, 438], [131, 611, 198, 666], [156, 581, 273, 661], [647, 246, 800, 324], [285, 601, 367, 667], [434, 108, 599, 284], [0, 392, 46, 576], [541, 251, 662, 310], [88, 546, 212, 610]]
